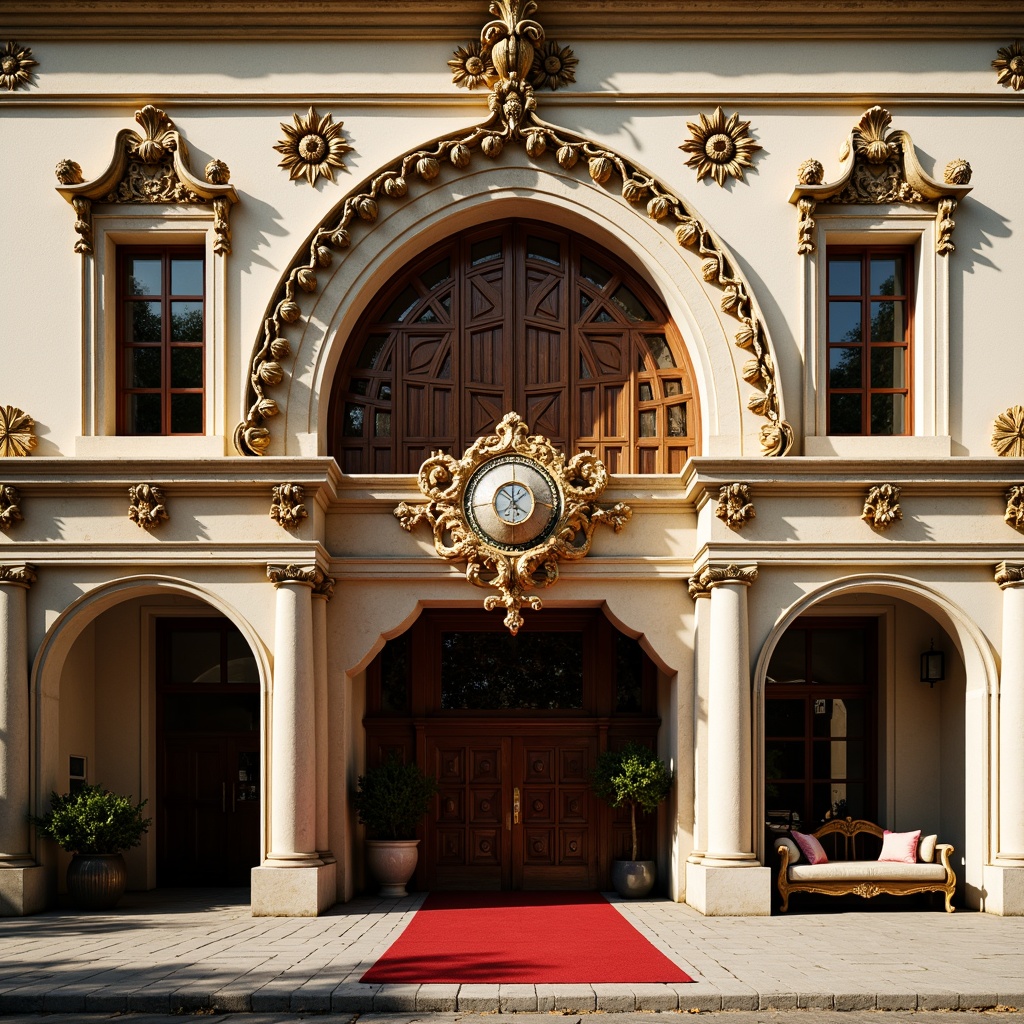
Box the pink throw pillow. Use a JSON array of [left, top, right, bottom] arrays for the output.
[[878, 829, 921, 863], [791, 830, 828, 865]]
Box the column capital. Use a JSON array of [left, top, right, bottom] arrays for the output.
[[0, 563, 37, 588], [312, 574, 335, 600], [698, 562, 758, 591], [995, 562, 1024, 590], [687, 573, 712, 600], [267, 563, 322, 588]]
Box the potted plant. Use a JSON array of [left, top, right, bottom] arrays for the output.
[[30, 784, 151, 910], [591, 741, 673, 897], [353, 755, 438, 896]]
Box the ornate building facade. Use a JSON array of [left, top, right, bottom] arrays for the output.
[[1, 1, 1022, 917]]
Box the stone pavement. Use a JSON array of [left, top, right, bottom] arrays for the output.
[[0, 889, 1022, 1015]]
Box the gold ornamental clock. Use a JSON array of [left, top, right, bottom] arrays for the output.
[[395, 412, 631, 634]]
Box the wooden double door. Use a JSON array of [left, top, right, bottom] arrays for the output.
[[425, 727, 599, 890]]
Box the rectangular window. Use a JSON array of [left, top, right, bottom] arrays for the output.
[[69, 755, 87, 793], [826, 248, 912, 436], [117, 247, 205, 435]]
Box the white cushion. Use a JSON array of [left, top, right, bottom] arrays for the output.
[[789, 861, 947, 882], [918, 834, 938, 863], [774, 836, 801, 864]]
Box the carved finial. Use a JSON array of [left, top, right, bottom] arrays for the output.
[[797, 158, 824, 185], [715, 483, 755, 530], [862, 484, 902, 530], [0, 406, 37, 457], [205, 159, 231, 185], [992, 406, 1024, 457], [0, 485, 24, 531], [55, 159, 83, 185], [270, 483, 308, 529], [944, 159, 972, 186], [128, 484, 169, 530]]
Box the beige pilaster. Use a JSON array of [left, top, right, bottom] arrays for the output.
[[312, 574, 335, 865], [686, 572, 712, 866], [995, 562, 1024, 865], [0, 564, 46, 916]]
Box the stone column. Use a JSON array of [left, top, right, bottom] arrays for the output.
[[996, 562, 1024, 865], [251, 564, 333, 916], [685, 563, 770, 916], [0, 564, 45, 916], [312, 575, 335, 865], [686, 573, 712, 865]]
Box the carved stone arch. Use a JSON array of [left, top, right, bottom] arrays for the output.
[[240, 148, 792, 461]]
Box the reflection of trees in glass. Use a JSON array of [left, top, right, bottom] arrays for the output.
[[171, 306, 203, 343], [830, 348, 861, 388], [871, 395, 895, 435], [131, 302, 162, 343]]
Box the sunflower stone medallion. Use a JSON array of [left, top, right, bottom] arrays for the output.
[[992, 41, 1024, 91], [275, 107, 353, 186], [1, 41, 37, 91], [680, 106, 761, 187]]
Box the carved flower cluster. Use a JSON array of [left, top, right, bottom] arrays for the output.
[[992, 406, 1024, 458], [449, 38, 576, 91], [274, 107, 352, 186], [1, 41, 37, 91], [680, 107, 761, 187]]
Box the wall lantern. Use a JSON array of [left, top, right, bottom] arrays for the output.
[[920, 639, 945, 687]]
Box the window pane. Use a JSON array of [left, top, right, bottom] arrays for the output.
[[813, 739, 844, 779], [170, 393, 202, 433], [171, 347, 203, 388], [580, 255, 612, 288], [767, 629, 806, 684], [171, 301, 203, 342], [611, 284, 652, 322], [382, 286, 419, 323], [870, 346, 905, 388], [380, 633, 411, 712], [766, 740, 805, 780], [828, 300, 862, 343], [129, 258, 162, 296], [127, 347, 161, 388], [162, 693, 258, 733], [419, 258, 451, 291], [350, 378, 368, 395], [343, 403, 364, 436], [378, 382, 392, 401], [812, 697, 852, 737], [470, 236, 502, 265], [225, 631, 259, 684], [130, 301, 162, 343], [638, 381, 653, 402], [639, 409, 657, 437], [766, 783, 806, 830], [615, 635, 644, 712], [128, 393, 161, 434], [870, 300, 904, 342], [374, 411, 391, 437], [169, 630, 221, 683], [643, 334, 676, 368], [870, 256, 903, 296], [871, 392, 906, 435], [828, 346, 861, 388], [527, 235, 561, 265], [170, 258, 203, 296], [810, 628, 867, 686], [829, 393, 862, 434], [828, 258, 861, 296], [765, 699, 804, 737], [358, 334, 389, 368], [667, 404, 686, 436], [664, 378, 683, 396]]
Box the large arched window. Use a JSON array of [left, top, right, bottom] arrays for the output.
[[328, 219, 699, 474]]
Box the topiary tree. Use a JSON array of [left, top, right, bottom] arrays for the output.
[[30, 785, 151, 855], [353, 755, 438, 841], [591, 742, 673, 861]]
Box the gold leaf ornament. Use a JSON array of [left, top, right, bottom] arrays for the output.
[[992, 405, 1024, 457], [0, 406, 38, 457], [274, 107, 352, 186]]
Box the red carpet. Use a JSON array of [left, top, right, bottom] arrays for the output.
[[360, 891, 693, 984]]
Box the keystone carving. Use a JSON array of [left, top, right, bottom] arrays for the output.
[[0, 406, 37, 457], [128, 484, 169, 530], [55, 105, 239, 255], [789, 106, 972, 256], [0, 485, 24, 531], [235, 0, 793, 461], [270, 483, 308, 529], [695, 563, 759, 590], [995, 562, 1024, 590], [861, 483, 902, 530], [0, 564, 37, 586], [1006, 486, 1024, 532], [715, 482, 755, 529], [267, 564, 324, 587], [992, 406, 1024, 458]]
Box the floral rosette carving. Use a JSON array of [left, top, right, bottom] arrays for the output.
[[128, 483, 169, 530], [992, 406, 1024, 458], [1, 41, 38, 91], [236, 0, 792, 460], [715, 482, 755, 529], [394, 412, 630, 634], [0, 406, 38, 457], [861, 483, 903, 531], [270, 483, 309, 529], [992, 41, 1024, 92]]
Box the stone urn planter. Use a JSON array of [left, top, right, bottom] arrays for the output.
[[365, 839, 421, 897], [66, 853, 129, 910]]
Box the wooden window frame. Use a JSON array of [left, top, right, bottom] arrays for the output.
[[116, 245, 206, 436], [825, 245, 914, 437]]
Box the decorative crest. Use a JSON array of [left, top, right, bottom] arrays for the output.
[[0, 485, 23, 531], [394, 412, 631, 634], [270, 483, 309, 529], [789, 106, 972, 256], [55, 105, 238, 255]]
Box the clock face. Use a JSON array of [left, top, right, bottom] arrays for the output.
[[464, 454, 561, 552]]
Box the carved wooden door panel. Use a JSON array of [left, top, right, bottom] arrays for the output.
[[425, 735, 512, 890], [512, 735, 598, 890]]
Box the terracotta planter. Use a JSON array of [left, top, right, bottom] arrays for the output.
[[365, 839, 420, 897], [66, 853, 128, 910], [611, 859, 656, 898]]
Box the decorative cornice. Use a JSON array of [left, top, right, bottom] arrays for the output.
[[992, 406, 1024, 458], [789, 106, 972, 256], [0, 563, 37, 587], [0, 485, 24, 531], [995, 562, 1024, 590], [1006, 486, 1024, 533], [0, 406, 38, 457], [715, 482, 755, 530], [267, 563, 324, 587], [697, 563, 758, 590], [861, 483, 902, 531], [54, 104, 239, 255], [235, 0, 792, 460], [128, 483, 169, 530], [270, 483, 308, 529]]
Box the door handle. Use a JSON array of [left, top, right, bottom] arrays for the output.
[[513, 787, 520, 825]]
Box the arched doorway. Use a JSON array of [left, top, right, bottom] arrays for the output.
[[363, 609, 661, 891], [328, 218, 699, 473]]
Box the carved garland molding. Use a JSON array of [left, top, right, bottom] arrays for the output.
[[235, 0, 793, 460], [789, 106, 972, 257], [55, 105, 239, 256]]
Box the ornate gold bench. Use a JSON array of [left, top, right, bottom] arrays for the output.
[[774, 817, 956, 913]]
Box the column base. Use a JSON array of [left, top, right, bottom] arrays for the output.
[[251, 861, 336, 917], [685, 861, 771, 916], [0, 865, 47, 916], [982, 864, 1024, 915]]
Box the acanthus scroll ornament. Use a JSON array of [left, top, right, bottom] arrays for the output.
[[128, 484, 169, 530], [0, 406, 38, 457], [1005, 486, 1024, 533], [0, 485, 24, 531], [861, 483, 902, 531], [267, 564, 324, 587], [992, 406, 1024, 458], [0, 564, 37, 587], [394, 412, 631, 635], [715, 482, 755, 529], [270, 483, 308, 529], [789, 106, 972, 256], [236, 0, 793, 460]]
